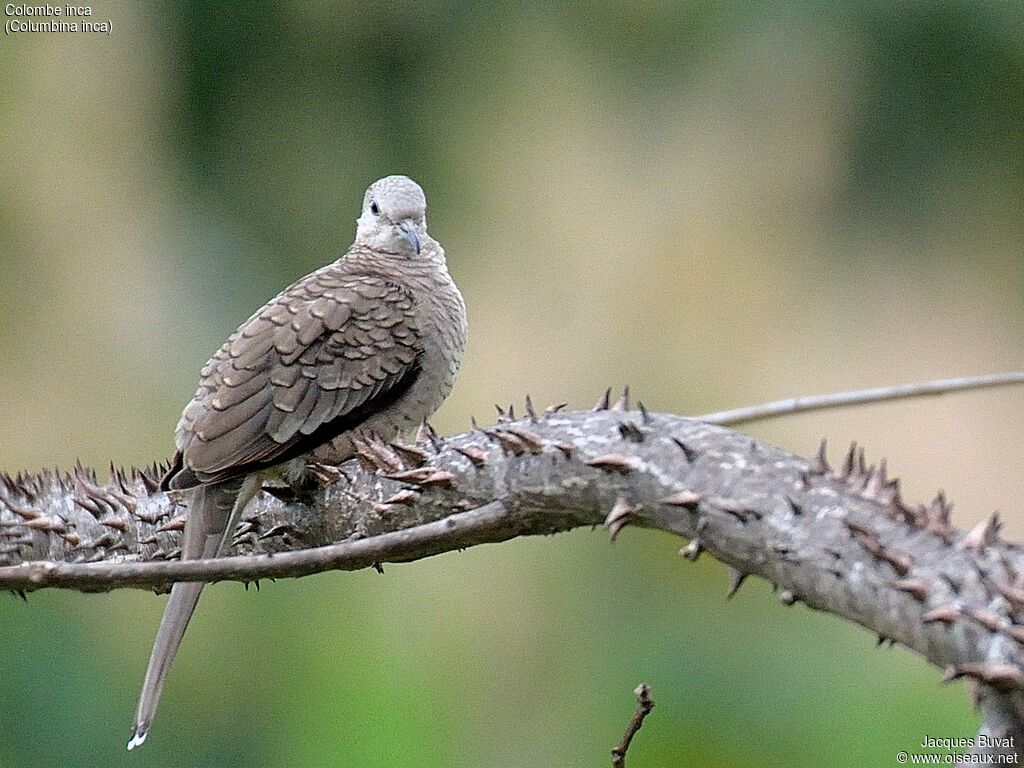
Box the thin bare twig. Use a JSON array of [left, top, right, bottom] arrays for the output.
[[611, 683, 655, 768], [698, 371, 1024, 427], [0, 501, 512, 591]]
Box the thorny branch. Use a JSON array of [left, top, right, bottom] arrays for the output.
[[611, 684, 654, 768], [1, 397, 1022, 759]]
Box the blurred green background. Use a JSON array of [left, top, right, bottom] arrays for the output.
[[1, 2, 1022, 766]]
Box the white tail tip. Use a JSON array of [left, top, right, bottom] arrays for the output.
[[126, 728, 148, 751]]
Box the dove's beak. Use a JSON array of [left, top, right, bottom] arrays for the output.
[[397, 220, 421, 254]]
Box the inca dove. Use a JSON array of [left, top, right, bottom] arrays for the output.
[[128, 175, 467, 749]]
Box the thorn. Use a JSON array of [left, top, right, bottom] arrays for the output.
[[617, 421, 645, 443], [966, 608, 1007, 632], [884, 476, 904, 506], [72, 494, 104, 518], [384, 467, 455, 489], [470, 415, 480, 430], [416, 420, 442, 449], [717, 499, 754, 523], [502, 427, 547, 454], [888, 578, 929, 601], [543, 402, 568, 417], [0, 497, 41, 520], [924, 491, 956, 542], [507, 403, 515, 421], [878, 548, 913, 577], [156, 515, 186, 533], [257, 523, 293, 541], [660, 490, 701, 507], [922, 605, 962, 625], [372, 562, 385, 574], [845, 521, 911, 574], [885, 496, 916, 526], [1001, 625, 1024, 644], [783, 495, 801, 515], [672, 438, 698, 463], [383, 489, 421, 506], [417, 471, 456, 489], [964, 513, 1001, 551], [837, 442, 857, 480], [944, 663, 1024, 690], [679, 539, 703, 561], [99, 516, 129, 533], [726, 567, 747, 599], [90, 532, 117, 550], [352, 441, 380, 473], [98, 473, 139, 510], [987, 579, 1024, 613], [232, 519, 257, 538], [910, 503, 931, 529], [485, 430, 526, 456], [524, 394, 538, 422], [139, 469, 160, 495], [843, 519, 878, 540], [76, 474, 123, 516], [494, 403, 507, 421], [810, 439, 829, 474], [592, 388, 611, 411], [802, 438, 827, 475], [584, 454, 637, 473], [23, 515, 59, 531], [611, 386, 630, 411], [366, 436, 404, 472], [604, 497, 637, 541], [452, 446, 487, 467], [389, 442, 430, 468], [638, 401, 652, 425], [863, 458, 887, 500], [778, 590, 797, 606], [999, 551, 1019, 584], [927, 490, 953, 524], [385, 467, 443, 485], [547, 439, 574, 458], [307, 462, 347, 486], [112, 462, 127, 492]]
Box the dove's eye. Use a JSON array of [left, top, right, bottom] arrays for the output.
[[370, 201, 380, 215]]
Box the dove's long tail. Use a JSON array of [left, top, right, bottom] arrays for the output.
[[128, 476, 255, 750]]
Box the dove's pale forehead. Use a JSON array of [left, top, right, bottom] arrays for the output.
[[364, 175, 427, 219]]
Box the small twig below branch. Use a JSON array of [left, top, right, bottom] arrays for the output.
[[698, 371, 1024, 427], [611, 683, 655, 768], [0, 501, 513, 592]]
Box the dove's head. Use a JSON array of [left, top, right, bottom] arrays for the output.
[[356, 175, 428, 255]]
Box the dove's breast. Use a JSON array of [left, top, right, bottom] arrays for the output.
[[312, 242, 467, 463]]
